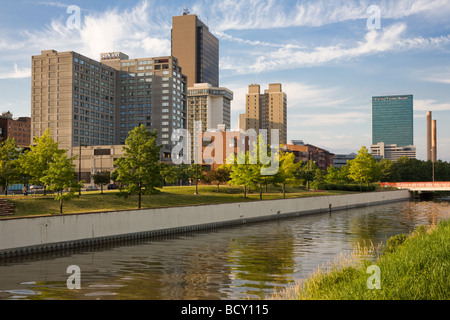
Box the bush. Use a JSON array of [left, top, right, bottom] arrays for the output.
[[383, 233, 408, 254], [312, 182, 376, 192]]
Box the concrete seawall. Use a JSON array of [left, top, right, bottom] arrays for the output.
[[0, 190, 411, 258]]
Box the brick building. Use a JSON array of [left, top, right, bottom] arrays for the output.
[[283, 140, 334, 170], [0, 112, 32, 147]]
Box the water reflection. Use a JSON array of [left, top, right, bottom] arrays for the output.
[[0, 200, 449, 300]]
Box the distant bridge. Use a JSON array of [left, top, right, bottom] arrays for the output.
[[380, 182, 450, 192]]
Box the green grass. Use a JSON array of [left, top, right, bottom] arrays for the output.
[[1, 185, 353, 218], [273, 219, 450, 300]]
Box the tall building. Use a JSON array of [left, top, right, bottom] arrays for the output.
[[371, 95, 415, 160], [239, 83, 287, 145], [100, 53, 187, 156], [0, 112, 31, 148], [372, 95, 414, 147], [32, 50, 118, 150], [187, 83, 233, 158], [172, 11, 219, 88], [31, 50, 187, 159]]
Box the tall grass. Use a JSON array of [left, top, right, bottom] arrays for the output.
[[272, 219, 450, 300]]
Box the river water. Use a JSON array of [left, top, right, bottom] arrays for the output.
[[0, 198, 449, 300]]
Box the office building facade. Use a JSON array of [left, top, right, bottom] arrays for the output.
[[172, 11, 219, 87], [240, 83, 287, 145], [371, 142, 416, 161], [372, 95, 414, 147], [101, 53, 187, 156]]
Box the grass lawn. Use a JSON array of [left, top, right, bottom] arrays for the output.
[[1, 185, 353, 219]]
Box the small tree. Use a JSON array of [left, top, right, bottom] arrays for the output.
[[274, 152, 302, 198], [227, 152, 259, 198], [41, 153, 81, 214], [114, 125, 162, 209], [93, 171, 111, 194], [21, 129, 66, 195], [161, 164, 179, 186], [0, 138, 21, 196], [297, 160, 318, 190], [348, 146, 380, 191], [204, 167, 231, 192]]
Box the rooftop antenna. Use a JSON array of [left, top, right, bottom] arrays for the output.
[[183, 7, 190, 15]]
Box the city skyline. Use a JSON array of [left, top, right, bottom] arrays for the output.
[[1, 0, 450, 160]]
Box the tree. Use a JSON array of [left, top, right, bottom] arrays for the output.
[[272, 152, 302, 198], [297, 160, 318, 190], [348, 146, 380, 190], [378, 159, 400, 182], [0, 138, 21, 196], [113, 125, 162, 209], [93, 171, 111, 194], [41, 153, 81, 214], [203, 166, 231, 192], [227, 152, 260, 198], [161, 164, 179, 186], [20, 129, 66, 195], [188, 164, 204, 195]]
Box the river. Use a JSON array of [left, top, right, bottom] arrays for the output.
[[0, 198, 449, 300]]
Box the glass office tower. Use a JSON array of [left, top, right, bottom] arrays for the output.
[[372, 95, 414, 146]]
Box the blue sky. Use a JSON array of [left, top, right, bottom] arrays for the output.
[[1, 0, 450, 160]]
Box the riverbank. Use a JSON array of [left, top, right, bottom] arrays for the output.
[[0, 190, 411, 258], [272, 218, 450, 300], [1, 185, 354, 219]]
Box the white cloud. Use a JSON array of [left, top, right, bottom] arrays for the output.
[[222, 23, 450, 74], [0, 64, 31, 80], [193, 0, 450, 32], [0, 0, 171, 62], [414, 99, 450, 111]]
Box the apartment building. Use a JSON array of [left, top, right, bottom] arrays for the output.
[[31, 50, 117, 150], [187, 83, 233, 158], [239, 83, 287, 145]]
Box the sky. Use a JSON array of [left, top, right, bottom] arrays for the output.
[[1, 0, 450, 160]]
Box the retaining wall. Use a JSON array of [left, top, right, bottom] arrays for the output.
[[0, 190, 411, 257]]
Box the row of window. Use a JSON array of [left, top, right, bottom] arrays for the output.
[[73, 136, 113, 145]]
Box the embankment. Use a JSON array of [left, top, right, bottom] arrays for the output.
[[0, 190, 410, 258]]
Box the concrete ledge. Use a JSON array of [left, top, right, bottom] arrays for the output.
[[0, 190, 411, 258]]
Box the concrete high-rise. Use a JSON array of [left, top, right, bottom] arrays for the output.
[[171, 11, 219, 88], [31, 50, 187, 159], [239, 83, 287, 145], [31, 50, 118, 150], [100, 53, 187, 155], [187, 83, 233, 157]]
